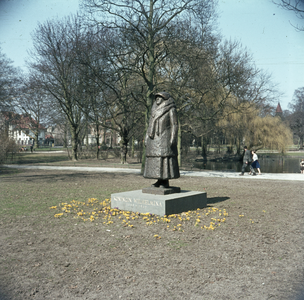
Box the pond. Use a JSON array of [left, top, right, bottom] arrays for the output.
[[193, 155, 304, 174]]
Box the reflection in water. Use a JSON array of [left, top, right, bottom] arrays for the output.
[[193, 156, 303, 174]]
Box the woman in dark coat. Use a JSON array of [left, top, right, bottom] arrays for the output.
[[143, 92, 180, 188]]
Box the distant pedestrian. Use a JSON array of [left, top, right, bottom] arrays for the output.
[[300, 159, 304, 174], [30, 144, 33, 153], [251, 150, 261, 175], [240, 146, 255, 176]]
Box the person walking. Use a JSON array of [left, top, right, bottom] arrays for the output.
[[300, 159, 304, 174], [251, 150, 261, 175], [240, 146, 255, 176]]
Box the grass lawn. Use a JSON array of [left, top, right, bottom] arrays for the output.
[[5, 152, 69, 165], [0, 165, 303, 299]]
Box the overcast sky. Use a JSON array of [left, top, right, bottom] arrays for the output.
[[0, 0, 303, 110]]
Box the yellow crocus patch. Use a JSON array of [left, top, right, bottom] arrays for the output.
[[51, 197, 231, 235]]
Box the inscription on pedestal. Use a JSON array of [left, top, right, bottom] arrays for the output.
[[112, 196, 163, 208], [111, 190, 207, 216]]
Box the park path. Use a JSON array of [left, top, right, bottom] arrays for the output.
[[4, 164, 304, 181]]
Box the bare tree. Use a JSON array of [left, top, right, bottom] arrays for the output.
[[273, 0, 304, 31], [28, 15, 89, 160], [81, 0, 218, 170], [75, 26, 147, 163], [79, 0, 278, 164], [169, 38, 278, 160], [0, 48, 21, 163], [286, 87, 304, 148], [16, 76, 53, 148], [0, 48, 20, 112]]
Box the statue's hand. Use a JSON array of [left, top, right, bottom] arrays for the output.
[[170, 139, 176, 147], [145, 134, 150, 146]]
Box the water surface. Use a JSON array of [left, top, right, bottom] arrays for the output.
[[193, 156, 303, 174]]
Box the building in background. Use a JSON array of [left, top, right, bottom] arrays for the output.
[[275, 102, 283, 118], [0, 112, 45, 146]]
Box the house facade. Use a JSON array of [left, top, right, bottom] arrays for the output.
[[46, 125, 71, 146], [11, 127, 45, 146], [0, 112, 45, 146], [82, 124, 121, 147]]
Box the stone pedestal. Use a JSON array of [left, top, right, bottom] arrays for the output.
[[142, 186, 180, 195], [111, 189, 207, 216]]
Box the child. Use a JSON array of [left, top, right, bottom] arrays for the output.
[[300, 159, 304, 174], [251, 150, 261, 175]]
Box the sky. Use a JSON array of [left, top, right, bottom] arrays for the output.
[[0, 0, 303, 110], [217, 0, 304, 110]]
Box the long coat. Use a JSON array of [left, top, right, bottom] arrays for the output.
[[143, 97, 180, 180]]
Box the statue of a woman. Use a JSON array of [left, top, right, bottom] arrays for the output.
[[143, 92, 180, 188]]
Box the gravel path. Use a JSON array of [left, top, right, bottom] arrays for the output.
[[4, 164, 304, 181]]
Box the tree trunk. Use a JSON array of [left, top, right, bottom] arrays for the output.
[[141, 2, 156, 173], [110, 130, 113, 148], [70, 127, 78, 161], [35, 131, 39, 149], [63, 129, 68, 148], [177, 116, 182, 167], [131, 136, 135, 158], [236, 137, 241, 155], [96, 133, 100, 160], [120, 136, 128, 164], [227, 139, 233, 154], [201, 136, 208, 160]]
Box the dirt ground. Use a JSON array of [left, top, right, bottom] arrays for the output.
[[0, 167, 303, 300]]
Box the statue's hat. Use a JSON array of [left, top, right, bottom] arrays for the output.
[[155, 92, 170, 100]]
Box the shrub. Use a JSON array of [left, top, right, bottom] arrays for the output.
[[0, 131, 19, 164]]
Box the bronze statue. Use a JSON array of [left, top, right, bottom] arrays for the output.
[[143, 92, 180, 188]]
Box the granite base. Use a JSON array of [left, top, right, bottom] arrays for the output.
[[142, 186, 180, 195], [111, 189, 207, 216]]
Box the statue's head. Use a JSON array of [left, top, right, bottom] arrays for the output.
[[155, 92, 171, 105], [155, 92, 170, 100]]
